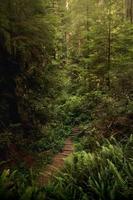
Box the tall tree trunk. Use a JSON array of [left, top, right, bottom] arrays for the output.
[[107, 0, 111, 90], [107, 19, 111, 90], [126, 0, 133, 23]]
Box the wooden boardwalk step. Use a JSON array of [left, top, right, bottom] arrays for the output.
[[37, 136, 75, 186]]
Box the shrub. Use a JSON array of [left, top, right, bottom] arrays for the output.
[[0, 136, 132, 200], [45, 135, 133, 200]]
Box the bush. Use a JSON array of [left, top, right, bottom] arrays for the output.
[[0, 136, 133, 200], [45, 135, 133, 200], [31, 124, 71, 153], [0, 169, 47, 200]]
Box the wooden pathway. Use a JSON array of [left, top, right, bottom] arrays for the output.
[[38, 136, 75, 185]]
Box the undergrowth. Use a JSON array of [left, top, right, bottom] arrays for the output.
[[0, 135, 132, 200], [45, 135, 133, 200]]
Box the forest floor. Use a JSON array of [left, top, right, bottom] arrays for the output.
[[37, 132, 77, 186]]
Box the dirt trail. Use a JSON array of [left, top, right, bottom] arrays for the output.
[[38, 136, 75, 185]]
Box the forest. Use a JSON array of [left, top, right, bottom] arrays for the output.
[[0, 0, 133, 199]]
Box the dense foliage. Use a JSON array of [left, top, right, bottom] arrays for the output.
[[46, 135, 133, 200], [0, 0, 69, 163], [0, 0, 133, 199], [0, 135, 133, 200]]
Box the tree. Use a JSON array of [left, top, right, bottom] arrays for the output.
[[126, 0, 133, 23], [0, 0, 57, 130]]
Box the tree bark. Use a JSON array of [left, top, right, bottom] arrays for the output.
[[126, 0, 133, 23]]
